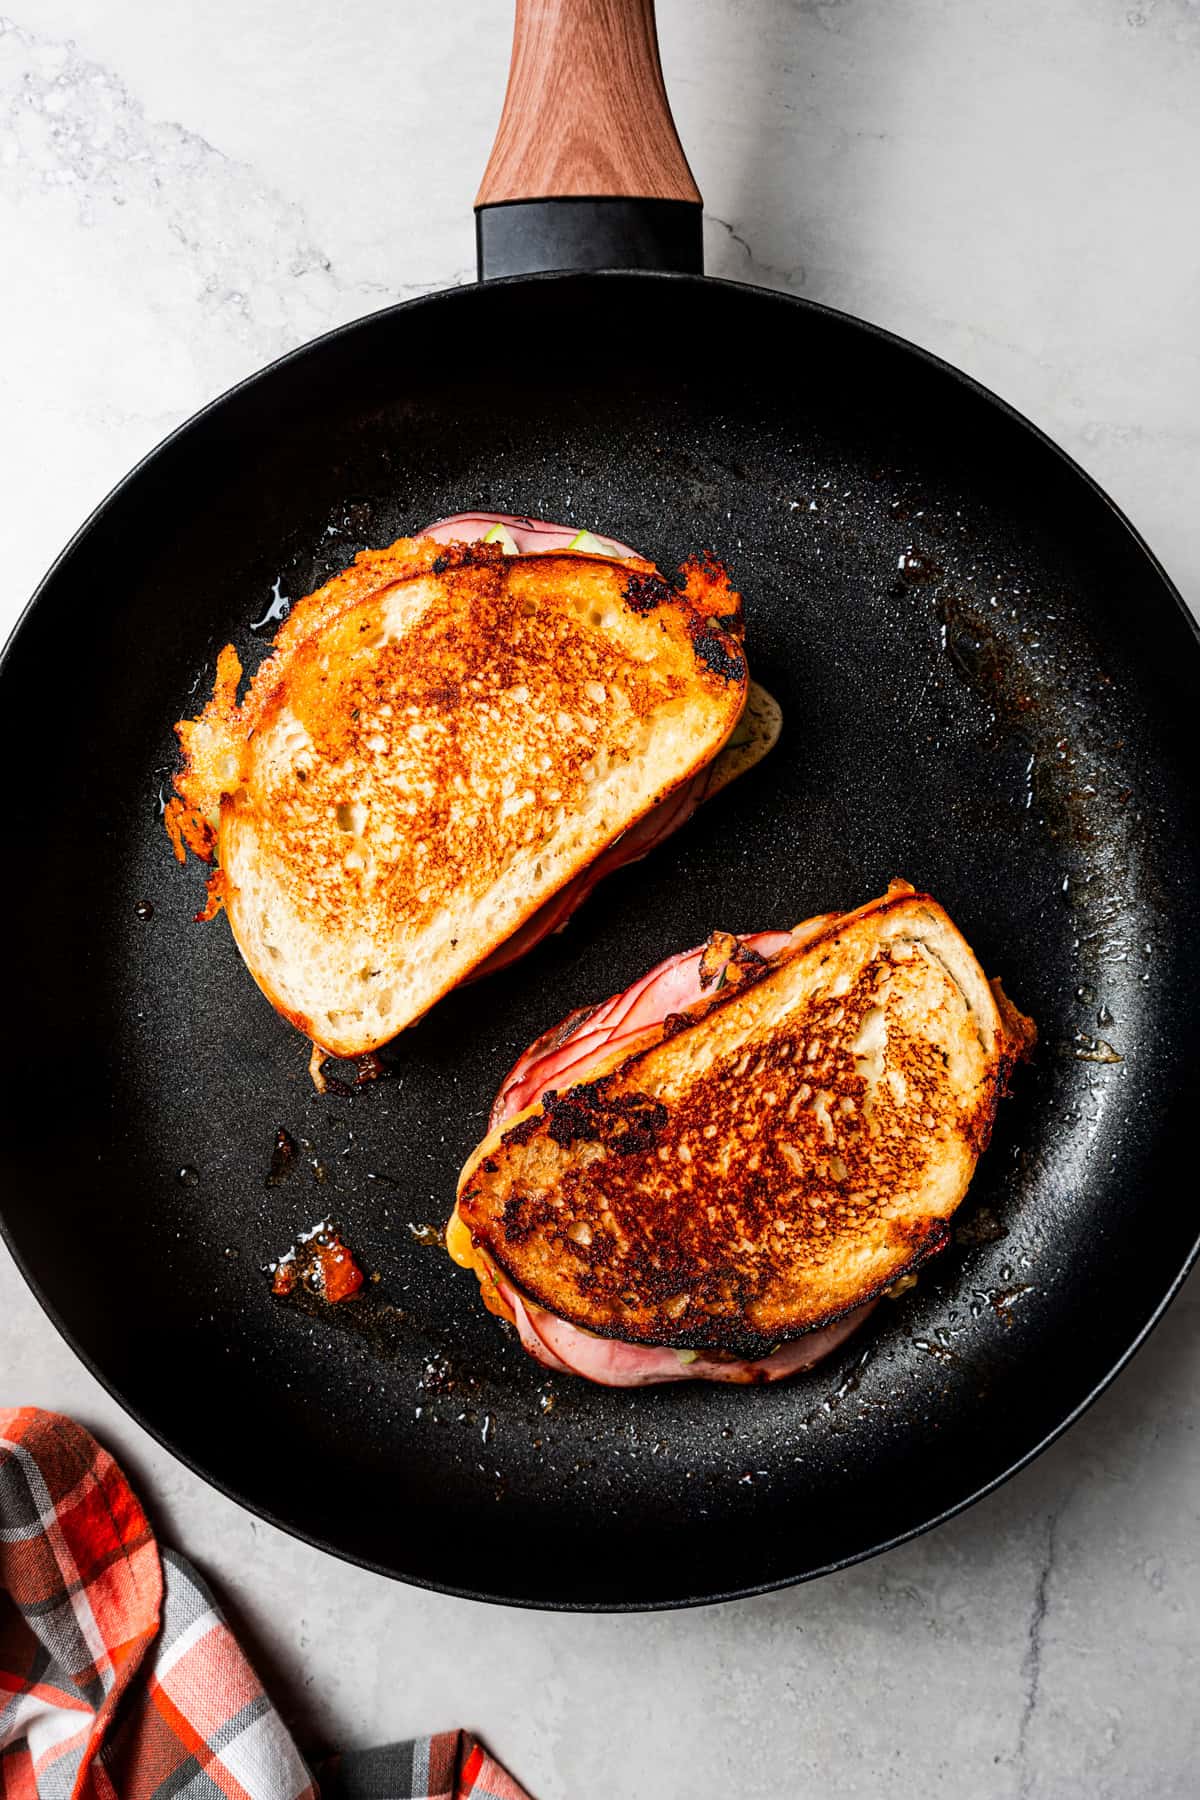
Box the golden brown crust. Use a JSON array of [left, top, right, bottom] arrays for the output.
[[457, 886, 1035, 1358], [171, 539, 747, 1055]]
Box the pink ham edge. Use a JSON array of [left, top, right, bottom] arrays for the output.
[[502, 1281, 579, 1377], [511, 1284, 877, 1387], [482, 921, 879, 1386], [492, 914, 839, 1117], [490, 928, 794, 1129], [418, 512, 730, 980], [420, 511, 636, 559], [498, 1265, 875, 1387]]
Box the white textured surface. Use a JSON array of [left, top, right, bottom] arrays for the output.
[[2, 0, 1199, 1794]]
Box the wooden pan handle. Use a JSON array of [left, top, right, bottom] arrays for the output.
[[476, 0, 701, 207]]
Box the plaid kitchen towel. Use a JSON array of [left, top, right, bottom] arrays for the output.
[[0, 1410, 529, 1800]]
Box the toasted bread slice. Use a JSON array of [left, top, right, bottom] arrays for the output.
[[173, 538, 747, 1056], [457, 883, 1035, 1358]]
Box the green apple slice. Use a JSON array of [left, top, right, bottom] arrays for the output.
[[566, 530, 608, 554], [483, 522, 520, 554]]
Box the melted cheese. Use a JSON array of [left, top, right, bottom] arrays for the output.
[[445, 1203, 478, 1269], [445, 1204, 516, 1325]]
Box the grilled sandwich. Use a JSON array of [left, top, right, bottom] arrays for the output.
[[451, 882, 1035, 1385], [168, 516, 778, 1064]]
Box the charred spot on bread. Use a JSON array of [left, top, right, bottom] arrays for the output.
[[501, 1114, 543, 1147], [431, 540, 504, 576], [623, 571, 671, 614], [691, 627, 744, 683], [541, 1081, 669, 1154], [501, 1194, 541, 1244]]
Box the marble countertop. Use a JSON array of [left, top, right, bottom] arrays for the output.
[[3, 1, 1198, 1794]]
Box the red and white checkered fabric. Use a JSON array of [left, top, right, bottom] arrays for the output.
[[0, 1411, 529, 1800]]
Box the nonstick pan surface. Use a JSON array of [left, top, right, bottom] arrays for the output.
[[2, 273, 1198, 1608]]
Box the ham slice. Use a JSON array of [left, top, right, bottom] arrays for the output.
[[491, 928, 795, 1129], [420, 511, 636, 559], [504, 1278, 877, 1386], [483, 915, 879, 1386]]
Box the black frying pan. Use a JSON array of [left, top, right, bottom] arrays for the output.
[[2, 0, 1198, 1611]]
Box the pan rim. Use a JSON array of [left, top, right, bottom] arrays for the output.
[[2, 268, 1198, 1609], [4, 1200, 1196, 1611], [4, 269, 1197, 675]]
